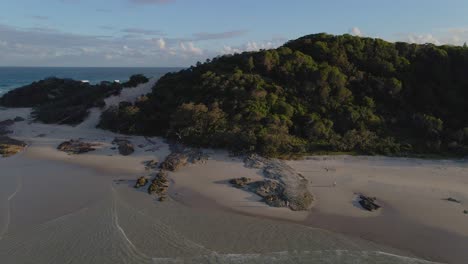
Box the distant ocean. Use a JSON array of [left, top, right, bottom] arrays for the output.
[[0, 67, 182, 95]]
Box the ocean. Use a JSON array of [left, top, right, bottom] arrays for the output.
[[0, 67, 182, 95]]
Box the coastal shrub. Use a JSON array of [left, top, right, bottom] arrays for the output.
[[123, 74, 149, 88], [0, 77, 122, 125]]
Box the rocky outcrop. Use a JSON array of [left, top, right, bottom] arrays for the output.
[[57, 139, 98, 154], [358, 195, 381, 211], [160, 152, 188, 171], [241, 154, 314, 211], [148, 170, 169, 201], [112, 137, 134, 156], [249, 180, 288, 207]]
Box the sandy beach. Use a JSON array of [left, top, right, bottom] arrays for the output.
[[0, 81, 466, 263]]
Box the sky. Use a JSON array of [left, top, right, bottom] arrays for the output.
[[1, 0, 468, 67]]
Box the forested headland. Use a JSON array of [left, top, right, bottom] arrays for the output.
[[3, 34, 468, 157]]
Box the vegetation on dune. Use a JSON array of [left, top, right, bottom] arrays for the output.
[[0, 74, 148, 125], [99, 33, 468, 157]]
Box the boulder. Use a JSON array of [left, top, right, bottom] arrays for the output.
[[134, 177, 148, 188], [0, 136, 27, 157], [358, 195, 381, 211], [160, 152, 188, 171], [13, 116, 25, 122], [243, 154, 268, 169], [229, 177, 252, 188], [143, 160, 158, 170], [0, 119, 14, 135], [147, 170, 169, 199], [57, 139, 98, 154], [445, 197, 461, 203], [112, 137, 134, 156]]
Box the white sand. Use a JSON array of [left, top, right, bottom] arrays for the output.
[[0, 89, 460, 263]]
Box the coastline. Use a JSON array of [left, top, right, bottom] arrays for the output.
[[1, 91, 465, 263]]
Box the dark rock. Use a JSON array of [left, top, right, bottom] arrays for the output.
[[57, 139, 98, 154], [0, 119, 14, 135], [134, 177, 148, 188], [13, 116, 25, 122], [249, 180, 288, 207], [112, 137, 134, 156], [358, 195, 381, 211], [160, 152, 188, 171], [148, 170, 169, 200], [0, 136, 27, 157], [464, 210, 468, 214], [243, 154, 268, 169], [143, 160, 158, 170], [229, 177, 252, 188], [445, 197, 461, 203]]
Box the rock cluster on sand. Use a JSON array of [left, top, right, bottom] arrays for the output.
[[57, 139, 98, 154], [112, 137, 135, 156], [0, 119, 27, 157], [358, 195, 381, 211], [145, 145, 208, 202], [241, 154, 314, 211]]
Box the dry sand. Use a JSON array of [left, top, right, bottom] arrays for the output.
[[0, 85, 463, 263]]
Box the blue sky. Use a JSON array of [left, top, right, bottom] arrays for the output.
[[1, 0, 468, 66]]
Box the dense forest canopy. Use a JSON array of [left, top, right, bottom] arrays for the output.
[[100, 33, 468, 157]]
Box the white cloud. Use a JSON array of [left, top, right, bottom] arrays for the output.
[[349, 27, 363, 37], [221, 38, 285, 55], [157, 38, 166, 49], [179, 42, 202, 55], [405, 34, 441, 45]]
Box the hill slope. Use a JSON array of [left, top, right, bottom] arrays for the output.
[[36, 35, 468, 156]]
